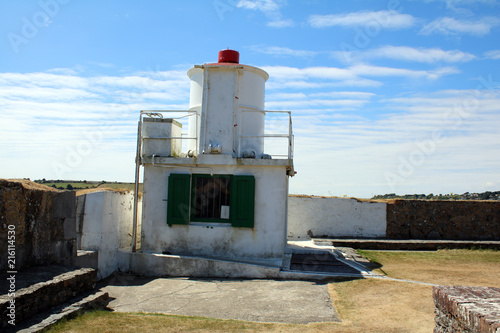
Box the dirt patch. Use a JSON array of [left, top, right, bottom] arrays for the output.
[[332, 279, 434, 333], [76, 187, 131, 196], [0, 178, 61, 192]]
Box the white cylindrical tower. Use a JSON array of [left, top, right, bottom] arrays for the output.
[[187, 50, 268, 157]]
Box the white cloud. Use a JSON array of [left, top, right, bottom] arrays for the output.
[[368, 46, 476, 63], [0, 68, 191, 180], [420, 17, 500, 36], [484, 50, 500, 59], [309, 91, 375, 99], [261, 63, 458, 91], [308, 10, 416, 29], [267, 18, 294, 28], [288, 88, 500, 197], [248, 45, 318, 57], [419, 0, 497, 10], [237, 0, 294, 27], [350, 64, 459, 79]]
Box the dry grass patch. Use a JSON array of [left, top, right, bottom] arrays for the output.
[[330, 279, 434, 333], [47, 311, 343, 333], [358, 249, 500, 287]]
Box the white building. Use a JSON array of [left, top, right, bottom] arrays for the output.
[[133, 50, 295, 270]]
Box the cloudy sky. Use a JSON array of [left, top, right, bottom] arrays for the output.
[[1, 0, 499, 198]]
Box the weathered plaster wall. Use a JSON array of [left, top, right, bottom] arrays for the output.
[[287, 196, 386, 239], [141, 165, 288, 266], [0, 179, 76, 271], [387, 200, 500, 240], [433, 285, 500, 332], [78, 190, 141, 279]]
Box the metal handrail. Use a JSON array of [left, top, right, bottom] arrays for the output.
[[239, 109, 293, 159], [131, 109, 199, 253]]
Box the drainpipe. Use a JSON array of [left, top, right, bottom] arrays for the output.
[[131, 115, 142, 253], [284, 174, 290, 253]]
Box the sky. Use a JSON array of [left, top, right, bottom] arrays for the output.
[[1, 0, 499, 198]]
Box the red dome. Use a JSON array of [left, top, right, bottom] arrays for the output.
[[218, 49, 239, 64]]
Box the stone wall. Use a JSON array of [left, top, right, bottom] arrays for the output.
[[433, 285, 500, 332], [0, 267, 97, 328], [387, 200, 500, 240], [0, 179, 76, 271]]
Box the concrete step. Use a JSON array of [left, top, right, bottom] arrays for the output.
[[290, 252, 361, 275], [12, 290, 109, 333], [75, 250, 99, 270], [313, 238, 500, 251], [0, 265, 97, 329]]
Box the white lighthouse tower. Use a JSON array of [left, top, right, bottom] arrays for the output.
[[132, 50, 294, 276]]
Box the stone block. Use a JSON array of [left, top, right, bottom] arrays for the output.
[[433, 285, 500, 332], [52, 191, 76, 219]]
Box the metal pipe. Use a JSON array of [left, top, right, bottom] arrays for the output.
[[131, 115, 142, 253], [151, 154, 214, 176], [288, 112, 293, 159]]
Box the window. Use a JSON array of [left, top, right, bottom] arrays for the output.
[[191, 175, 231, 221], [167, 174, 255, 228]]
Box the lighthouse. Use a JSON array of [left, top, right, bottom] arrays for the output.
[[133, 50, 294, 272]]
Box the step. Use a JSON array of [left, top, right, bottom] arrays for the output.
[[289, 252, 361, 275], [75, 250, 99, 270], [12, 290, 109, 333], [0, 265, 97, 328]]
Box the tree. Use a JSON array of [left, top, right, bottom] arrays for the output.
[[66, 184, 74, 190]]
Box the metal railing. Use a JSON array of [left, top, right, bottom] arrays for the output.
[[131, 109, 199, 252], [238, 109, 294, 160], [139, 110, 199, 156]]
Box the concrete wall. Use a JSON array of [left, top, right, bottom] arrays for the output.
[[0, 179, 76, 271], [141, 164, 288, 266], [287, 196, 386, 239], [77, 190, 141, 279]]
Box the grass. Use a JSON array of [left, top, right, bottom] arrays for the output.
[[46, 249, 500, 333], [38, 181, 143, 194], [358, 249, 500, 287]]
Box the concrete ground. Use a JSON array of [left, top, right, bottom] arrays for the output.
[[100, 274, 340, 324]]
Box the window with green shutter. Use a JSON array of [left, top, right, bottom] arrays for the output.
[[167, 173, 255, 228]]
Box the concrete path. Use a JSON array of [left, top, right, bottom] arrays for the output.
[[100, 274, 340, 324]]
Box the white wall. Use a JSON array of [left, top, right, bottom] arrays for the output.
[[141, 164, 288, 267], [79, 190, 142, 279], [287, 196, 386, 239]]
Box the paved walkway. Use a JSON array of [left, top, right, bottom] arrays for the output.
[[100, 274, 341, 324]]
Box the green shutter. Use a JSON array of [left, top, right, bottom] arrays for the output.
[[167, 173, 191, 225], [231, 175, 255, 228]]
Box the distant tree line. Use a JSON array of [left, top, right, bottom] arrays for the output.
[[34, 179, 108, 191], [372, 191, 500, 201]]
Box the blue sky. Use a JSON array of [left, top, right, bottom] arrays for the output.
[[1, 0, 499, 198]]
